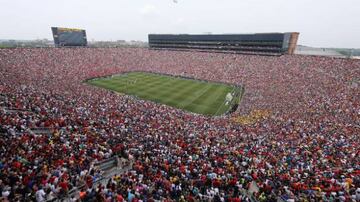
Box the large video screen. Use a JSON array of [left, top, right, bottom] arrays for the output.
[[52, 27, 87, 47]]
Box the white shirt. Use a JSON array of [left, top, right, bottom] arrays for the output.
[[36, 189, 46, 202]]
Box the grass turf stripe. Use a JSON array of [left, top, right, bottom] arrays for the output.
[[87, 72, 241, 116]]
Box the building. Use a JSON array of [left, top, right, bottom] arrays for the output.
[[148, 33, 299, 55]]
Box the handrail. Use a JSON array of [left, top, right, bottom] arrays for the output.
[[46, 158, 133, 202]]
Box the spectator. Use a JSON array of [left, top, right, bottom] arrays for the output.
[[0, 47, 359, 201]]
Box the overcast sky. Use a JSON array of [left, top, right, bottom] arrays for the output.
[[0, 0, 359, 48]]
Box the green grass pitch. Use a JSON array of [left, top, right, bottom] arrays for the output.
[[87, 72, 243, 116]]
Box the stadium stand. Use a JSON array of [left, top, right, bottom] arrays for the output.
[[148, 33, 299, 55], [0, 48, 359, 201]]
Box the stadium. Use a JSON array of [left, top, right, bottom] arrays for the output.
[[1, 38, 359, 201], [0, 4, 360, 202]]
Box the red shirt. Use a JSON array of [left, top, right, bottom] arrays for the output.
[[59, 181, 68, 191], [116, 194, 124, 202]]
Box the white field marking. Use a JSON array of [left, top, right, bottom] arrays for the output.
[[207, 85, 228, 108], [214, 86, 236, 116], [226, 92, 233, 102]]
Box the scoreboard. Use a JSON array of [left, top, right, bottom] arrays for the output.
[[51, 27, 87, 47]]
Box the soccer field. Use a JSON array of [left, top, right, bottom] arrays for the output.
[[87, 72, 243, 116]]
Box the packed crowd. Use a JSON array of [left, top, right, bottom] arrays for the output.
[[0, 48, 359, 201]]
